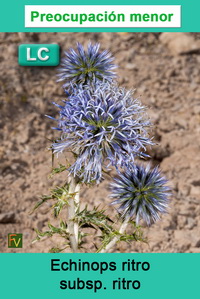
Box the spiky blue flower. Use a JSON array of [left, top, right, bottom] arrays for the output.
[[57, 42, 117, 88], [50, 83, 153, 183], [110, 164, 171, 226]]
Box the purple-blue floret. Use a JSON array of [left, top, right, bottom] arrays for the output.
[[51, 83, 153, 183], [57, 42, 117, 88], [110, 164, 171, 225]]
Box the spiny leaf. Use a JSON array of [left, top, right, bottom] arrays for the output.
[[51, 185, 69, 199], [76, 205, 113, 233], [60, 220, 67, 230], [29, 195, 52, 214], [48, 223, 69, 236], [49, 246, 68, 253], [30, 185, 70, 216], [49, 164, 67, 179], [96, 220, 146, 252], [53, 199, 68, 218], [32, 228, 54, 243], [32, 220, 70, 244], [78, 231, 90, 248], [48, 223, 62, 233]]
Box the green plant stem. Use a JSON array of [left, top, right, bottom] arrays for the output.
[[67, 175, 80, 252], [100, 218, 129, 253]]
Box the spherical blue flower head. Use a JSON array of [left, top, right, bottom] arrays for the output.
[[110, 164, 171, 226], [57, 42, 117, 89], [51, 83, 153, 183]]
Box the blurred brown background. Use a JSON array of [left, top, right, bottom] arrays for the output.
[[0, 32, 200, 252]]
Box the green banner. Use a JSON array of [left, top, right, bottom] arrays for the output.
[[1, 253, 199, 298], [0, 0, 200, 32]]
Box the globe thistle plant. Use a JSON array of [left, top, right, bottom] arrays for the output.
[[32, 42, 171, 253], [99, 164, 171, 252], [110, 164, 171, 226], [51, 82, 153, 183], [57, 42, 117, 89]]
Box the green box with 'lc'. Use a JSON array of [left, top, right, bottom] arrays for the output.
[[18, 44, 60, 66]]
